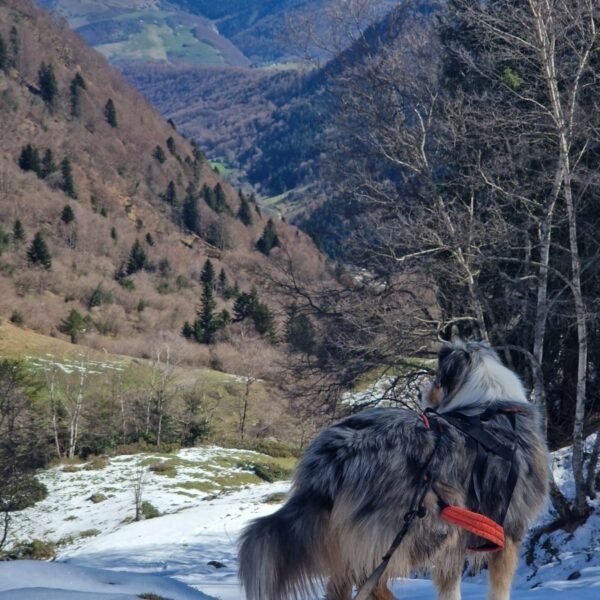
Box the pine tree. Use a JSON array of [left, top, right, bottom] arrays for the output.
[[13, 219, 25, 244], [194, 283, 218, 344], [0, 34, 7, 72], [181, 321, 194, 339], [253, 301, 276, 340], [153, 146, 166, 164], [61, 205, 75, 224], [38, 62, 58, 106], [145, 232, 155, 246], [182, 185, 200, 234], [218, 309, 231, 328], [285, 308, 315, 354], [200, 259, 216, 288], [202, 184, 216, 210], [9, 26, 19, 69], [41, 148, 57, 178], [126, 239, 147, 275], [161, 181, 177, 205], [256, 219, 280, 256], [233, 291, 257, 322], [61, 157, 77, 199], [69, 73, 86, 117], [58, 309, 86, 344], [18, 144, 41, 176], [237, 193, 253, 226], [218, 268, 228, 294], [104, 98, 118, 127], [166, 136, 176, 155], [214, 183, 231, 214], [27, 232, 52, 269]]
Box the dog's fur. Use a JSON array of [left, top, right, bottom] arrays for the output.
[[239, 341, 550, 600]]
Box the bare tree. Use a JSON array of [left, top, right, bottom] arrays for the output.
[[284, 0, 599, 520]]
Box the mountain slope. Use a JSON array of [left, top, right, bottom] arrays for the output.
[[0, 0, 324, 367], [37, 0, 251, 67]]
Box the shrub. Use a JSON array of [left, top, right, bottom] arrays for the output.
[[7, 539, 56, 560], [140, 501, 161, 520], [119, 277, 135, 291], [9, 311, 24, 325], [84, 456, 109, 470], [6, 477, 48, 511], [79, 529, 101, 538], [89, 493, 107, 503], [252, 462, 293, 483], [149, 462, 177, 477], [88, 285, 113, 308]]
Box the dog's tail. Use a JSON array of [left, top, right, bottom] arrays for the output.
[[239, 492, 331, 600]]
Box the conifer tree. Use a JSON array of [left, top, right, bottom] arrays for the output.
[[9, 26, 19, 69], [18, 144, 41, 176], [153, 146, 166, 164], [237, 193, 253, 226], [145, 232, 155, 246], [58, 309, 86, 344], [41, 148, 57, 178], [194, 282, 218, 344], [38, 62, 58, 106], [182, 185, 200, 234], [61, 205, 75, 224], [27, 232, 51, 269], [218, 268, 228, 294], [61, 157, 77, 199], [233, 290, 257, 322], [202, 184, 216, 211], [126, 239, 147, 275], [252, 301, 276, 340], [69, 73, 86, 117], [162, 181, 177, 205], [13, 219, 25, 244], [200, 259, 216, 288], [104, 98, 118, 127], [0, 34, 6, 72], [166, 136, 176, 155], [285, 307, 315, 354], [214, 183, 231, 214], [181, 321, 194, 339], [256, 219, 280, 256]]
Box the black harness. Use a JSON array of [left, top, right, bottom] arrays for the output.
[[353, 404, 522, 600]]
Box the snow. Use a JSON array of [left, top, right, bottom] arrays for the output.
[[0, 437, 598, 599]]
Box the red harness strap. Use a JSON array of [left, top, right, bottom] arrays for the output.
[[439, 503, 505, 552]]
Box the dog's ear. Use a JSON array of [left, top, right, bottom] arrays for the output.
[[438, 346, 470, 395]]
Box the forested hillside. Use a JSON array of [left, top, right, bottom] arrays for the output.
[[0, 0, 325, 368]]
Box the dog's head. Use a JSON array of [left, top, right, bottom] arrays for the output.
[[422, 339, 528, 412]]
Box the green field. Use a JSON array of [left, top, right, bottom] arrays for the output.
[[95, 16, 225, 65]]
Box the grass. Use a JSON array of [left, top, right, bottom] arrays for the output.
[[93, 12, 225, 66], [208, 160, 239, 178], [0, 321, 275, 441]]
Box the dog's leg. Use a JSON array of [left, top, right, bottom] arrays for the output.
[[432, 551, 463, 600], [325, 577, 352, 600], [487, 538, 519, 600]]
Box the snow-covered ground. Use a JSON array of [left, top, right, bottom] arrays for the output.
[[0, 438, 598, 599]]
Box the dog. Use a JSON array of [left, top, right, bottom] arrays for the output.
[[239, 340, 550, 600]]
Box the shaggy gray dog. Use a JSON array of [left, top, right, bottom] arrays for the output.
[[239, 341, 550, 600]]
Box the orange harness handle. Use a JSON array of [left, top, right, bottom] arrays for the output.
[[440, 504, 505, 552]]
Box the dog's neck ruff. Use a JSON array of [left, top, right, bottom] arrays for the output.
[[438, 355, 528, 413]]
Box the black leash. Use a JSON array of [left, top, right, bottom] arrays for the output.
[[353, 432, 442, 600]]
